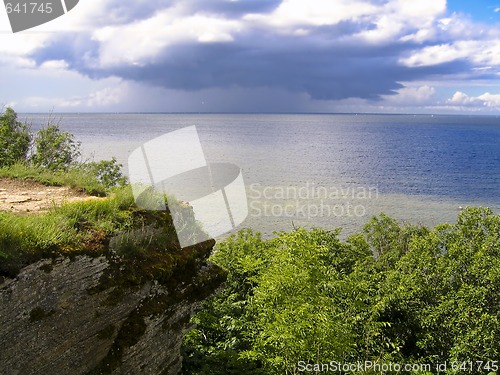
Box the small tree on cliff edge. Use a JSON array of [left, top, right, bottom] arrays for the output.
[[0, 107, 31, 167]]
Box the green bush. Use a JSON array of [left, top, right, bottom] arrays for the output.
[[30, 124, 81, 170], [80, 158, 128, 189], [0, 108, 126, 194], [0, 107, 31, 167], [183, 208, 500, 375]]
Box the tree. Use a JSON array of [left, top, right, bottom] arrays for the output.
[[31, 124, 81, 170], [183, 209, 500, 375], [249, 229, 356, 374], [0, 107, 31, 167], [182, 229, 270, 375], [366, 208, 500, 372], [183, 229, 359, 375]]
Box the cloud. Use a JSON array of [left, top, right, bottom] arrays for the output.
[[0, 32, 51, 67], [40, 60, 70, 70], [80, 84, 129, 107], [383, 85, 436, 104], [0, 0, 499, 112], [0, 60, 127, 112], [355, 0, 446, 43], [22, 84, 128, 109], [92, 12, 242, 67], [448, 91, 500, 109], [400, 40, 500, 68], [244, 0, 379, 28], [22, 0, 454, 101]]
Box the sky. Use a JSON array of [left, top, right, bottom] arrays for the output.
[[0, 0, 499, 114]]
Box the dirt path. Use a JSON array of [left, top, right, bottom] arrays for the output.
[[0, 178, 102, 213]]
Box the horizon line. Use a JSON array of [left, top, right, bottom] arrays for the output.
[[15, 111, 500, 117]]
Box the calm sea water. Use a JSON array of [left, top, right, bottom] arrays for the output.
[[22, 113, 500, 237]]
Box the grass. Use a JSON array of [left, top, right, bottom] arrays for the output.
[[0, 162, 111, 196], [0, 182, 213, 283], [0, 186, 137, 276], [0, 155, 214, 283]]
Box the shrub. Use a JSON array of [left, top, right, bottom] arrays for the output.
[[183, 209, 500, 375], [0, 107, 31, 167], [31, 124, 81, 170], [0, 108, 127, 194], [80, 158, 128, 189]]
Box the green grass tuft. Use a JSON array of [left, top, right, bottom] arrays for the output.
[[0, 162, 112, 196], [0, 186, 137, 276]]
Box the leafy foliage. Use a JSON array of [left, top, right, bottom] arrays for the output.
[[182, 230, 269, 375], [81, 158, 128, 188], [0, 107, 126, 193], [30, 124, 81, 170], [183, 208, 500, 375], [0, 107, 31, 167]]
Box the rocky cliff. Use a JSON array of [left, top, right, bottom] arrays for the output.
[[0, 191, 226, 375]]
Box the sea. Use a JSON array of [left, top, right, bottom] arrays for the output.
[[21, 113, 500, 238]]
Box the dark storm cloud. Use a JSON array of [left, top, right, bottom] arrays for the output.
[[33, 35, 472, 102], [112, 41, 475, 100], [106, 42, 410, 100]]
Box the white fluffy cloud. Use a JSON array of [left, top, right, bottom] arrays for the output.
[[22, 83, 128, 109], [93, 12, 241, 67], [400, 40, 500, 67], [244, 0, 447, 45], [244, 0, 378, 27], [383, 85, 436, 104], [448, 91, 500, 109], [39, 60, 69, 70], [0, 0, 451, 66], [0, 59, 126, 111], [399, 9, 500, 69], [356, 0, 446, 43]]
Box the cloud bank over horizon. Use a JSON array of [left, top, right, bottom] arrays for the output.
[[0, 0, 499, 113]]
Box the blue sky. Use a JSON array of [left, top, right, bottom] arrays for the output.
[[0, 0, 499, 113], [447, 0, 499, 23]]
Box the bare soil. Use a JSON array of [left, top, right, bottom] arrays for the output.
[[0, 178, 102, 213]]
